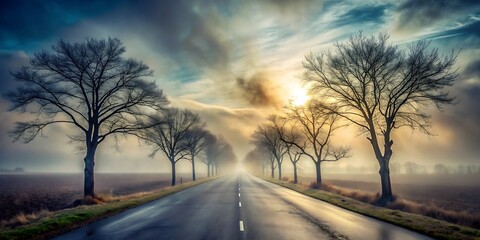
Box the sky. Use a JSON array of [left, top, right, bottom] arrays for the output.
[[0, 0, 479, 173]]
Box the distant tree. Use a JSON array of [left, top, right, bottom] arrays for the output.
[[244, 147, 271, 175], [434, 163, 448, 175], [251, 122, 287, 179], [4, 38, 168, 197], [203, 134, 236, 176], [466, 165, 477, 175], [264, 148, 277, 178], [303, 33, 457, 202], [267, 115, 304, 183], [144, 108, 202, 186], [214, 137, 237, 174], [184, 127, 207, 181], [203, 132, 218, 177], [457, 164, 466, 175], [281, 101, 350, 184], [404, 161, 420, 174], [14, 167, 25, 173]]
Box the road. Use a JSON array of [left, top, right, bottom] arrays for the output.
[[55, 173, 432, 240]]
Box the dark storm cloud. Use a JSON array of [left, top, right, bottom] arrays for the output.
[[435, 85, 480, 161], [393, 0, 480, 33], [0, 51, 29, 93], [236, 71, 283, 108], [118, 0, 231, 71], [0, 0, 112, 50], [101, 0, 321, 108]]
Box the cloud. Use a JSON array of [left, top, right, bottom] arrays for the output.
[[333, 4, 391, 28], [0, 51, 29, 93], [0, 0, 112, 50], [171, 99, 267, 159], [392, 0, 480, 35], [463, 59, 480, 81], [91, 0, 324, 108], [235, 71, 284, 108]]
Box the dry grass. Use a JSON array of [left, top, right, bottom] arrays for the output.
[[0, 173, 194, 221], [387, 198, 480, 228], [1, 209, 53, 229], [67, 189, 175, 209], [0, 189, 171, 230], [304, 181, 480, 229]]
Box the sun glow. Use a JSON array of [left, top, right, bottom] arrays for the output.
[[291, 88, 309, 106]]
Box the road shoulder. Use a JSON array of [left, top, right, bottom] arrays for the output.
[[260, 176, 480, 240], [0, 177, 219, 240]]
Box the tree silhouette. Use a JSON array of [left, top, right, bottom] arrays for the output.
[[267, 115, 304, 183], [4, 38, 168, 197], [144, 108, 202, 186], [251, 122, 287, 179], [202, 132, 215, 177], [244, 147, 271, 176], [184, 127, 208, 181], [279, 102, 349, 184], [303, 33, 457, 202], [203, 134, 236, 176]]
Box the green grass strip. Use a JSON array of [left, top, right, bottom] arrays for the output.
[[261, 177, 480, 240], [0, 177, 218, 240]]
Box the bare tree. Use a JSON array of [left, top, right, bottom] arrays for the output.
[[144, 108, 202, 186], [404, 161, 420, 175], [4, 38, 168, 197], [303, 33, 457, 202], [281, 101, 350, 184], [266, 149, 277, 178], [268, 115, 304, 183], [203, 135, 236, 176], [184, 127, 207, 181], [244, 147, 271, 175], [251, 122, 287, 179], [214, 137, 237, 175], [434, 163, 448, 175], [203, 132, 218, 177]]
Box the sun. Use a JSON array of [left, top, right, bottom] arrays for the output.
[[291, 88, 309, 106]]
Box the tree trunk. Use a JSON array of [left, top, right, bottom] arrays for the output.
[[191, 155, 196, 181], [207, 163, 211, 177], [293, 162, 298, 184], [379, 160, 393, 202], [277, 162, 282, 180], [315, 161, 322, 184], [83, 147, 96, 198], [171, 160, 176, 186], [271, 165, 275, 178]]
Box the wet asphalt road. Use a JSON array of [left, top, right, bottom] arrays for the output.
[[55, 173, 432, 240]]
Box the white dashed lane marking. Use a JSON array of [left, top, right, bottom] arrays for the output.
[[239, 221, 244, 231]]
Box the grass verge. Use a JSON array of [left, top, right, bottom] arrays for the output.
[[261, 176, 480, 240], [0, 177, 217, 240]]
